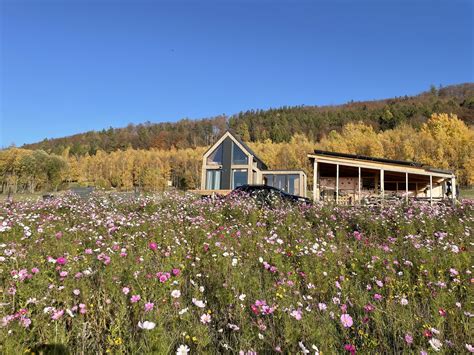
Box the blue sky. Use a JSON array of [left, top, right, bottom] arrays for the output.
[[1, 0, 472, 147]]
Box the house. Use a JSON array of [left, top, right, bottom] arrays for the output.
[[198, 130, 307, 197], [308, 150, 456, 205]]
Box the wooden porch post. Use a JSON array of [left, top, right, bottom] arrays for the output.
[[429, 175, 433, 205], [313, 159, 318, 201], [336, 164, 339, 204], [380, 169, 384, 201], [451, 176, 456, 205], [358, 166, 361, 204], [405, 172, 409, 203]]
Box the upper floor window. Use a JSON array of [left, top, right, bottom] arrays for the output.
[[232, 142, 248, 165], [207, 144, 223, 165]]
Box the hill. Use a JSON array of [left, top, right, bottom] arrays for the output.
[[22, 83, 474, 156]]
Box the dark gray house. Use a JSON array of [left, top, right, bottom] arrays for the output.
[[199, 130, 307, 197]]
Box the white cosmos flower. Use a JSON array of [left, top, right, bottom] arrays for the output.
[[192, 298, 206, 308], [138, 321, 156, 330], [429, 338, 442, 352], [176, 344, 190, 354], [171, 290, 181, 298], [200, 313, 211, 324]]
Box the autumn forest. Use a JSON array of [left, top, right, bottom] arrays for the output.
[[2, 83, 473, 194]]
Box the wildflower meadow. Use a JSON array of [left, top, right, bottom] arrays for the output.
[[0, 192, 472, 354]]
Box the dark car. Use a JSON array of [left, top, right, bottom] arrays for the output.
[[231, 184, 312, 206]]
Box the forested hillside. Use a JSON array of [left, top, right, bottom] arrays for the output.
[[22, 83, 474, 155]]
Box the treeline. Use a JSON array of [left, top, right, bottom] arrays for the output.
[[21, 83, 474, 155], [0, 150, 68, 194], [1, 113, 473, 194]]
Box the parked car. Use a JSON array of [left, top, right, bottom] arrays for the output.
[[231, 184, 312, 206]]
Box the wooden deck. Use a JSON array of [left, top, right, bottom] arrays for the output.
[[188, 189, 232, 196]]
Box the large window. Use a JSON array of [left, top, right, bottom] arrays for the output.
[[263, 174, 300, 195], [207, 144, 223, 165], [232, 169, 248, 188], [206, 170, 221, 190], [232, 143, 248, 165], [287, 175, 300, 195]]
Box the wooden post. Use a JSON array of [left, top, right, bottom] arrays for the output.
[[313, 159, 318, 201], [336, 164, 339, 204], [358, 166, 361, 204], [405, 172, 409, 203], [451, 176, 456, 205], [429, 175, 433, 205], [380, 169, 384, 201]]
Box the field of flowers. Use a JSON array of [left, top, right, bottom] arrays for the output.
[[0, 192, 472, 354]]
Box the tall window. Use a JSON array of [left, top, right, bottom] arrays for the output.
[[287, 175, 300, 195], [232, 169, 248, 188], [232, 143, 248, 165], [207, 144, 223, 165], [206, 170, 221, 190]]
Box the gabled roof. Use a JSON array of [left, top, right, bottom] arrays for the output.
[[204, 130, 268, 169]]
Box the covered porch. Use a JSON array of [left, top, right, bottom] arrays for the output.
[[308, 151, 456, 205]]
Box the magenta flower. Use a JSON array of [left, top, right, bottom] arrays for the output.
[[344, 344, 356, 354], [340, 313, 353, 327], [149, 242, 158, 251], [172, 268, 181, 276], [405, 333, 413, 344], [56, 257, 67, 265], [374, 294, 383, 301], [144, 302, 154, 312]]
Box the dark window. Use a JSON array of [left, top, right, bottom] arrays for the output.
[[232, 169, 248, 188], [207, 144, 223, 165], [232, 143, 248, 164]]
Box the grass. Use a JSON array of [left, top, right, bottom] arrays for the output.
[[0, 192, 472, 354], [460, 188, 474, 199]]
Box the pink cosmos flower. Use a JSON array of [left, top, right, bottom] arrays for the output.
[[144, 302, 154, 312], [56, 257, 67, 265], [374, 294, 383, 301], [31, 267, 39, 274], [172, 268, 181, 276], [318, 303, 327, 311], [130, 295, 141, 303], [20, 317, 31, 328], [51, 309, 64, 320], [122, 287, 130, 295], [405, 333, 413, 344], [73, 289, 80, 296], [149, 242, 158, 251], [290, 309, 302, 320], [340, 313, 353, 328]]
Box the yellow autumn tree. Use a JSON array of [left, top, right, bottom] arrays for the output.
[[318, 122, 384, 157], [415, 113, 474, 185]]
